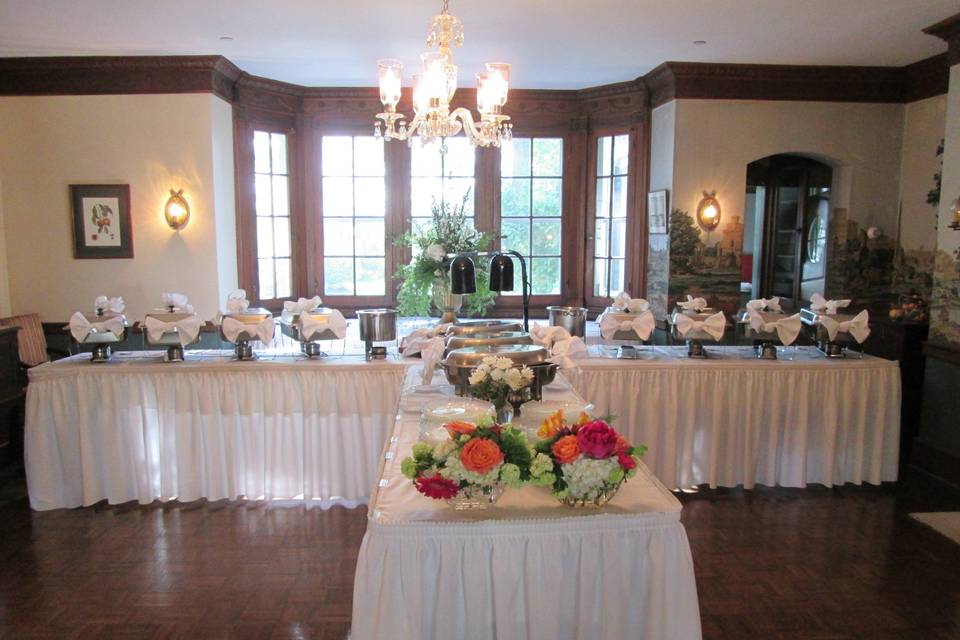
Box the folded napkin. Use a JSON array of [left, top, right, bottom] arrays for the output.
[[745, 297, 781, 313], [529, 322, 572, 348], [677, 295, 708, 312], [300, 309, 347, 340], [747, 310, 801, 346], [418, 336, 447, 384], [221, 315, 275, 343], [548, 336, 589, 370], [283, 296, 323, 315], [161, 292, 194, 314], [94, 295, 125, 314], [612, 291, 651, 313], [599, 310, 655, 341], [225, 289, 250, 313], [69, 311, 125, 342], [144, 314, 202, 347], [810, 293, 850, 315], [401, 323, 451, 352], [819, 309, 870, 343], [674, 310, 726, 341]]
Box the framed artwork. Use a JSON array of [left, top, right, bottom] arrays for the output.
[[648, 190, 669, 234], [70, 184, 133, 259]]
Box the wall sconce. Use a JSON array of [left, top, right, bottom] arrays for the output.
[[696, 191, 721, 231], [164, 189, 191, 230], [950, 196, 960, 231]]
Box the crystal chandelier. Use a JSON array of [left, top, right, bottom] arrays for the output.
[[374, 0, 512, 149]]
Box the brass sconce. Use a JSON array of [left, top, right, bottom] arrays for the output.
[[696, 191, 721, 231], [164, 189, 191, 230], [950, 196, 960, 231]]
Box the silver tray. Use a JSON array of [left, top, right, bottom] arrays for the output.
[[446, 320, 522, 336]]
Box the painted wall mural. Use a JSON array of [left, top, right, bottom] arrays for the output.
[[667, 208, 743, 315]]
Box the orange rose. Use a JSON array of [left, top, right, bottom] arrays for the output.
[[614, 434, 631, 455], [460, 438, 504, 474], [551, 435, 581, 464], [445, 421, 476, 438], [537, 410, 565, 439], [575, 412, 591, 426]]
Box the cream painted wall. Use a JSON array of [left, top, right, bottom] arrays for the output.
[[0, 93, 237, 321], [671, 99, 905, 239], [899, 95, 947, 251], [0, 176, 10, 317], [649, 102, 676, 194]]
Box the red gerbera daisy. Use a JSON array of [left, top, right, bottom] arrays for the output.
[[414, 474, 461, 500]]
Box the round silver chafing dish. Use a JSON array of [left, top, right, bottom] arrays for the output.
[[357, 308, 397, 359], [69, 311, 129, 363], [444, 331, 533, 356], [280, 307, 341, 357], [446, 320, 522, 336], [441, 344, 558, 400], [219, 307, 273, 361], [546, 306, 588, 338]]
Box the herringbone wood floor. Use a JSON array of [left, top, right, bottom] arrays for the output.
[[0, 464, 957, 640]]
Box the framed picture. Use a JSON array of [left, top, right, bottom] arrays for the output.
[[70, 184, 133, 259], [648, 190, 669, 234]]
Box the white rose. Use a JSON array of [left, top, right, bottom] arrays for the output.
[[494, 357, 512, 370], [481, 356, 498, 367], [520, 366, 534, 381], [426, 244, 446, 261], [490, 368, 505, 381], [505, 368, 526, 390], [468, 369, 488, 385]]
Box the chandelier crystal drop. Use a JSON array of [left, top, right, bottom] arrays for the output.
[[374, 0, 513, 150]]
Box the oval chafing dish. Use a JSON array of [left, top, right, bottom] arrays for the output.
[[218, 308, 273, 342], [441, 344, 558, 400], [279, 307, 342, 342], [800, 308, 860, 357], [444, 331, 533, 356], [739, 310, 787, 342], [67, 311, 129, 363], [445, 320, 522, 336], [597, 307, 654, 342]]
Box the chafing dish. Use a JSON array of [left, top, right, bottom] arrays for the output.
[[739, 310, 788, 360], [219, 307, 272, 361], [800, 308, 860, 358], [446, 320, 522, 336], [668, 309, 727, 358], [358, 308, 397, 359], [444, 331, 533, 356], [280, 307, 341, 357], [143, 310, 201, 362], [441, 344, 558, 400], [597, 307, 654, 343], [68, 311, 128, 363], [546, 306, 587, 338]]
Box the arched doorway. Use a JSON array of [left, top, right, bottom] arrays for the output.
[[744, 154, 832, 309]]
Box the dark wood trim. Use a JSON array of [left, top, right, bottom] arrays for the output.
[[902, 54, 950, 102], [923, 12, 960, 66], [910, 438, 960, 488], [923, 340, 960, 366]]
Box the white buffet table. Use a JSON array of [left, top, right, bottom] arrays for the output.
[[24, 350, 411, 510], [564, 345, 901, 489], [352, 366, 702, 640]]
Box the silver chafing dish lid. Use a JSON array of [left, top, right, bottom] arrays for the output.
[[145, 309, 197, 322], [444, 331, 533, 354], [75, 311, 128, 324], [671, 307, 715, 318], [443, 344, 549, 367], [221, 307, 272, 323], [800, 308, 856, 326], [280, 306, 335, 324], [738, 309, 788, 323], [446, 320, 523, 336]]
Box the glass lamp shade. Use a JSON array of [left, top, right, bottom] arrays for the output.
[[476, 72, 492, 115], [488, 254, 515, 292], [450, 255, 477, 294], [377, 59, 403, 110], [164, 189, 190, 230], [696, 193, 721, 231], [411, 74, 428, 114], [950, 196, 960, 231], [422, 51, 457, 104], [485, 63, 510, 106]]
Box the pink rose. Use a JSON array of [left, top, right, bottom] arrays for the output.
[[617, 453, 637, 470], [576, 420, 619, 459]]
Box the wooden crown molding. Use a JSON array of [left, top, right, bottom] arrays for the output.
[[902, 53, 950, 102], [923, 12, 960, 66]]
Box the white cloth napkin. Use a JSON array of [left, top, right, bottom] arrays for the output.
[[612, 291, 651, 313], [819, 309, 870, 343], [221, 315, 275, 343], [94, 296, 125, 314], [745, 297, 781, 313], [161, 292, 194, 314], [529, 322, 572, 348], [144, 315, 202, 347], [747, 310, 802, 346], [674, 311, 726, 341], [401, 323, 451, 352], [677, 295, 708, 312], [810, 293, 850, 315], [548, 336, 589, 370], [599, 311, 655, 341], [68, 312, 125, 342], [418, 337, 447, 384], [283, 296, 323, 315], [225, 289, 250, 313], [301, 309, 347, 340]]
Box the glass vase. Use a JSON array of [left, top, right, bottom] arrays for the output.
[[559, 480, 624, 508], [431, 276, 462, 323], [446, 483, 504, 510]]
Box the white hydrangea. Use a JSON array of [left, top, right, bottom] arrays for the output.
[[440, 454, 503, 486], [426, 244, 446, 261], [562, 457, 620, 500]]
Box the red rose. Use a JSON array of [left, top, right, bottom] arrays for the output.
[[414, 474, 460, 500], [617, 453, 637, 470], [576, 420, 619, 459]]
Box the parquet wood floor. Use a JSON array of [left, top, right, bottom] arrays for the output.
[[0, 463, 957, 639]]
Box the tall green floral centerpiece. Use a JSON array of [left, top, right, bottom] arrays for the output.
[[394, 192, 497, 319]]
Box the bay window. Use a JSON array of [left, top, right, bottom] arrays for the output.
[[410, 137, 476, 233], [253, 130, 293, 300], [590, 133, 630, 298]]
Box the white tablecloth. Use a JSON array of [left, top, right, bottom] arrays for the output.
[[352, 366, 702, 640], [563, 345, 901, 489], [25, 350, 411, 510]]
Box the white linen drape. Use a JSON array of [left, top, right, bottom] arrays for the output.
[[25, 352, 409, 510], [564, 347, 901, 489]]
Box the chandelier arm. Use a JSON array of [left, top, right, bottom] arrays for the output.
[[450, 107, 485, 144]]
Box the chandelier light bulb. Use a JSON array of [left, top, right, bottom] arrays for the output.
[[377, 59, 403, 111], [485, 63, 510, 106]]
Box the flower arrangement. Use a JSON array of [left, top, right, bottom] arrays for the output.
[[394, 192, 497, 317], [467, 355, 535, 416], [534, 410, 647, 507], [401, 417, 555, 509]]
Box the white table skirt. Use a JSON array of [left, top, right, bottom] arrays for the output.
[[564, 345, 902, 489], [25, 350, 411, 510], [352, 367, 702, 640]]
